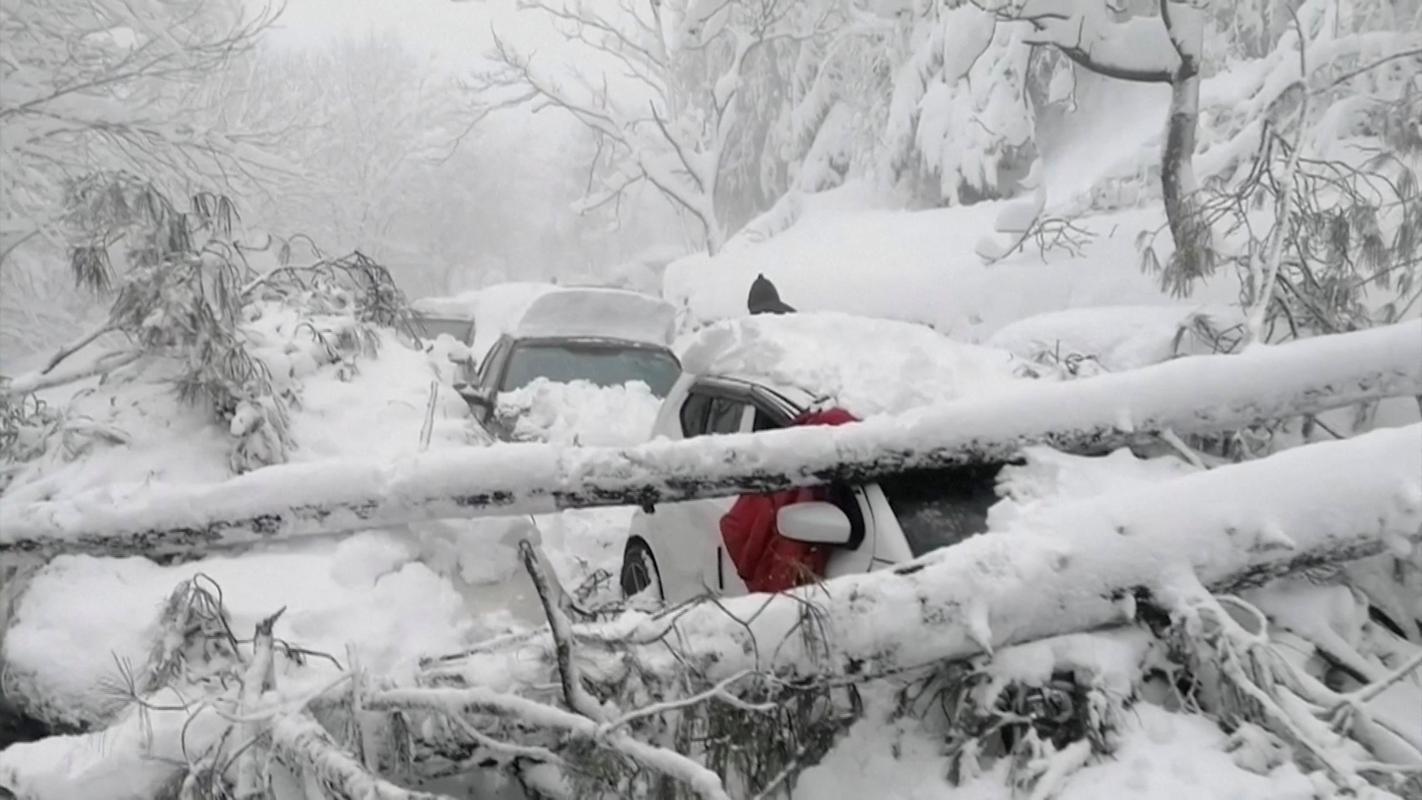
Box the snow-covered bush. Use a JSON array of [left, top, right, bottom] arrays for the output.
[[0, 175, 414, 485]]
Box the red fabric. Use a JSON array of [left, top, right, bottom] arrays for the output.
[[719, 408, 860, 593]]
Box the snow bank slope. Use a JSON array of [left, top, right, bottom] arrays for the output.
[[664, 188, 1241, 340]]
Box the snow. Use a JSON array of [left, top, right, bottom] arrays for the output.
[[2, 546, 479, 729], [987, 305, 1241, 372], [495, 378, 662, 445], [663, 186, 1241, 341], [410, 281, 557, 359], [678, 311, 1031, 417], [513, 287, 678, 346], [796, 690, 1314, 800], [4, 320, 1417, 552], [2, 319, 476, 507], [989, 446, 1199, 530]]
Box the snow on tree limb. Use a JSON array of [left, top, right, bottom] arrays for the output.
[[269, 712, 453, 800], [430, 424, 1422, 690], [1, 321, 1419, 558]]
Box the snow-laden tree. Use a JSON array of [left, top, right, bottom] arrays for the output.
[[194, 36, 471, 291], [470, 0, 846, 254], [0, 0, 277, 244], [879, 0, 1059, 207], [0, 0, 279, 355]]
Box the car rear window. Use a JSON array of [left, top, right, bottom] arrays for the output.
[[413, 316, 473, 344], [879, 464, 1004, 557], [500, 342, 681, 397]]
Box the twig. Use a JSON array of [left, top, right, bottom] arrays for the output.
[[517, 540, 733, 800], [367, 686, 731, 800], [597, 669, 774, 735], [269, 712, 451, 800], [236, 608, 282, 799], [40, 323, 116, 375], [419, 380, 438, 452], [1, 349, 141, 398], [1245, 10, 1310, 346]]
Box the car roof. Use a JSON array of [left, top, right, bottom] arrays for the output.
[[507, 334, 678, 356], [513, 288, 677, 346], [678, 312, 1026, 418]]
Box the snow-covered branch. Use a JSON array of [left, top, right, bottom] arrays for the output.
[[1, 321, 1418, 557], [431, 423, 1421, 689]]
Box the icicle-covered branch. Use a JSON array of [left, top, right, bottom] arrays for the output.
[[2, 321, 1418, 557]]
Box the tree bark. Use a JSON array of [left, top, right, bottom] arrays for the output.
[[1158, 0, 1210, 293], [2, 322, 1419, 559]]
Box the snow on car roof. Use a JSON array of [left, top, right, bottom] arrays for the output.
[[513, 288, 677, 346], [678, 312, 1028, 418]]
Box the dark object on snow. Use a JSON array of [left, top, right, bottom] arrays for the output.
[[748, 273, 796, 315]]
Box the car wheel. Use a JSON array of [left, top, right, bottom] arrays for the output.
[[620, 537, 664, 601]]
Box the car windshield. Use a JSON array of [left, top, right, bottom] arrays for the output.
[[413, 316, 472, 344], [500, 341, 681, 397], [879, 464, 1005, 557]]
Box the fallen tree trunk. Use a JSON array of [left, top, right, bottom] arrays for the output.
[[2, 321, 1419, 558], [424, 424, 1422, 691]]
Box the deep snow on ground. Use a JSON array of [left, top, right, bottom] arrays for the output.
[[664, 186, 1242, 342]]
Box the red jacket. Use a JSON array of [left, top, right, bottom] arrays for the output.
[[719, 408, 859, 593]]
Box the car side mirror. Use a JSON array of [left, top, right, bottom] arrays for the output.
[[459, 385, 493, 411], [777, 501, 852, 546]]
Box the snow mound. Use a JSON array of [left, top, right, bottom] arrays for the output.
[[989, 445, 1200, 531], [496, 377, 661, 445], [1, 546, 479, 728], [797, 691, 1312, 800], [987, 304, 1240, 372], [679, 311, 1029, 417], [663, 186, 1241, 341], [2, 314, 476, 506]]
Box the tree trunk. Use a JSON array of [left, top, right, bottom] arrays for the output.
[[2, 321, 1419, 559], [1158, 0, 1210, 293], [425, 425, 1422, 690]]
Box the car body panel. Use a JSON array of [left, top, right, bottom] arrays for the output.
[[634, 373, 887, 602]]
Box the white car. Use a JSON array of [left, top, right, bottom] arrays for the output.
[[620, 312, 1034, 602]]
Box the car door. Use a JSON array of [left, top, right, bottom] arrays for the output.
[[745, 397, 877, 582], [646, 380, 753, 601]]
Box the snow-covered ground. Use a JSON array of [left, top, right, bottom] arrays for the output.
[[5, 117, 1420, 800], [663, 182, 1243, 344]]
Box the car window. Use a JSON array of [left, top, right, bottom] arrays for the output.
[[753, 408, 781, 431], [705, 397, 746, 435], [879, 464, 1004, 557], [499, 342, 681, 397], [680, 392, 714, 437], [413, 316, 474, 345], [478, 338, 508, 383]]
